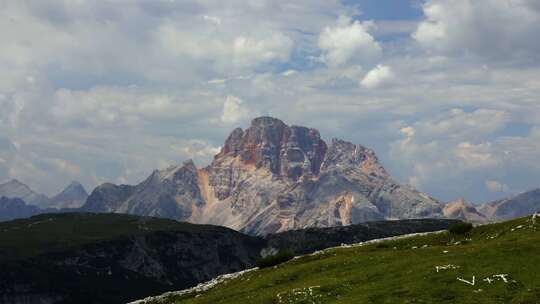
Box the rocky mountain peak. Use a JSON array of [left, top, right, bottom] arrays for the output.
[[0, 179, 50, 207], [63, 181, 87, 195], [5, 179, 25, 186], [1, 179, 30, 192], [48, 181, 88, 209], [213, 117, 389, 181], [82, 117, 442, 235], [322, 138, 388, 178], [156, 160, 198, 183], [213, 117, 327, 181]]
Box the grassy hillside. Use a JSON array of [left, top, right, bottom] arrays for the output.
[[144, 216, 540, 304], [0, 212, 227, 261]]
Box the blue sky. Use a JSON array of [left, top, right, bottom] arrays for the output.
[[1, 0, 540, 203]]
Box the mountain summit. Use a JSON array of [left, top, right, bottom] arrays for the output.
[[48, 181, 88, 209], [0, 179, 50, 207], [83, 117, 442, 235]]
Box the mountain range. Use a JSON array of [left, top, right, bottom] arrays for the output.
[[0, 179, 88, 210], [0, 179, 50, 207], [1, 117, 539, 230], [81, 117, 443, 235]]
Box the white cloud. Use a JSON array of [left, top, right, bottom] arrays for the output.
[[49, 158, 81, 176], [455, 142, 497, 168], [0, 1, 539, 202], [221, 95, 249, 123], [400, 126, 415, 140], [174, 140, 221, 160], [413, 0, 540, 63], [208, 79, 227, 85], [412, 109, 510, 141], [157, 24, 293, 71], [361, 64, 394, 89], [232, 33, 293, 68], [281, 69, 297, 77], [318, 17, 381, 67], [202, 15, 221, 25], [485, 180, 509, 192]]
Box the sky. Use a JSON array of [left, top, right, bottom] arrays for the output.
[[1, 0, 540, 203]]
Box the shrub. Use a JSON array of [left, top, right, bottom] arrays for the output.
[[376, 242, 390, 249], [256, 250, 294, 268], [449, 222, 473, 235]]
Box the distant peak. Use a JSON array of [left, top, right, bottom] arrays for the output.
[[6, 179, 25, 186], [68, 181, 87, 192], [1, 179, 32, 191], [69, 180, 82, 186], [155, 161, 198, 182], [54, 181, 88, 199]]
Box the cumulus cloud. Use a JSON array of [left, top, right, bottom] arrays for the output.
[[281, 69, 297, 77], [400, 126, 415, 137], [221, 95, 249, 123], [454, 142, 498, 168], [389, 107, 540, 201], [174, 140, 221, 160], [318, 17, 381, 67], [159, 25, 294, 70], [413, 0, 540, 63], [361, 64, 394, 89]]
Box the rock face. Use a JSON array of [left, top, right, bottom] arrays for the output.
[[82, 117, 443, 235], [0, 179, 50, 207], [47, 182, 88, 209], [443, 198, 487, 223], [479, 188, 540, 221]]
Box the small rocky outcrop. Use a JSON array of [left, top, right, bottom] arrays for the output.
[[443, 198, 487, 223]]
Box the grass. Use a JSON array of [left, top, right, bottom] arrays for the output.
[[144, 216, 540, 304], [0, 212, 228, 261]]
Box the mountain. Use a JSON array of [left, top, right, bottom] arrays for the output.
[[47, 181, 88, 209], [139, 215, 540, 304], [0, 197, 44, 221], [83, 117, 442, 235], [0, 213, 456, 304], [0, 179, 50, 207], [443, 198, 487, 223], [82, 161, 203, 219], [479, 188, 540, 221]]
